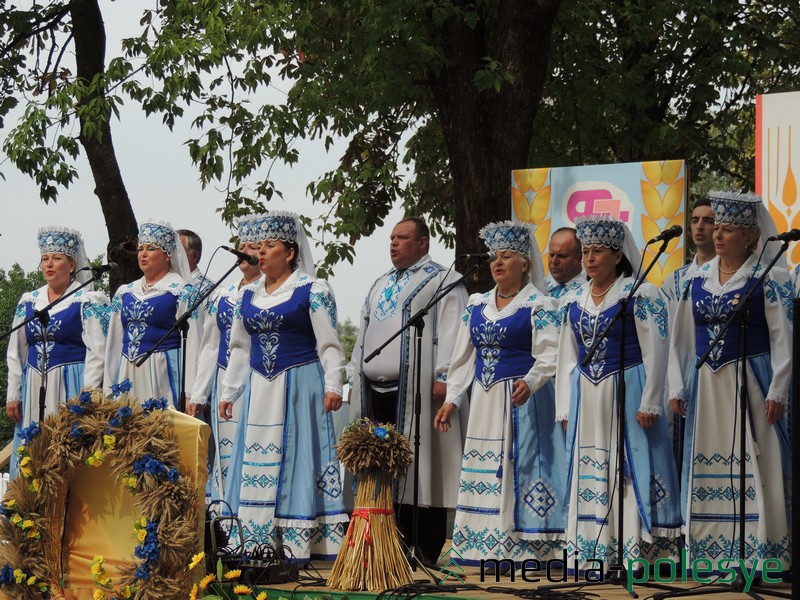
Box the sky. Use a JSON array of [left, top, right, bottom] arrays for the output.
[[0, 1, 455, 325]]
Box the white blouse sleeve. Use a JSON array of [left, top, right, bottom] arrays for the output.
[[80, 291, 109, 389], [667, 275, 696, 403], [633, 283, 669, 414], [444, 300, 478, 408], [522, 296, 560, 394], [190, 292, 224, 404], [434, 271, 468, 382], [220, 298, 251, 404], [555, 299, 578, 422], [103, 288, 125, 395], [178, 284, 202, 401], [763, 268, 793, 406], [6, 295, 30, 403], [309, 279, 346, 396]]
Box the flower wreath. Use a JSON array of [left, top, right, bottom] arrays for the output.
[[0, 386, 203, 599]]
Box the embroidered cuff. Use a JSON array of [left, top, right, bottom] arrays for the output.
[[444, 396, 462, 409], [637, 406, 663, 416]]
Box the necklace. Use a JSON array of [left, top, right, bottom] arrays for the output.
[[497, 288, 521, 299], [718, 265, 739, 275], [142, 273, 167, 292], [590, 280, 614, 298]]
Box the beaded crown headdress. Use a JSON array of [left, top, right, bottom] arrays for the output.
[[236, 212, 298, 244], [479, 221, 534, 256], [138, 221, 178, 256], [574, 215, 626, 249], [709, 191, 762, 228], [37, 227, 83, 259]]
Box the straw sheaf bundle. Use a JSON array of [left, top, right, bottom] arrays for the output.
[[334, 418, 413, 480], [0, 389, 202, 600], [327, 419, 413, 591]]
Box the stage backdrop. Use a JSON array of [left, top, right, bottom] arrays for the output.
[[511, 160, 687, 287], [757, 91, 800, 270]]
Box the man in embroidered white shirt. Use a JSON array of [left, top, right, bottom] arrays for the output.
[[348, 217, 468, 567], [546, 227, 584, 300]]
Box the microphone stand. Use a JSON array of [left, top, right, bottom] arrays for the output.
[[0, 269, 105, 422], [363, 263, 478, 574], [134, 259, 245, 412], [540, 237, 678, 599], [653, 242, 792, 600]]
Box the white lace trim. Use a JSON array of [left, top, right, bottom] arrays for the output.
[[637, 406, 663, 416], [324, 385, 343, 396], [555, 412, 569, 422], [766, 395, 789, 408], [695, 255, 764, 296], [471, 284, 548, 318]]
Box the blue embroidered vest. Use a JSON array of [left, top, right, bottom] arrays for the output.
[[23, 302, 86, 372], [692, 278, 770, 371], [470, 306, 534, 390], [121, 292, 181, 360], [216, 294, 236, 370], [568, 300, 643, 384], [241, 284, 318, 380]]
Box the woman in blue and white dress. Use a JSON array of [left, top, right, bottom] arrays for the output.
[[556, 215, 681, 570], [188, 217, 263, 502], [220, 211, 348, 561], [105, 220, 200, 407], [668, 192, 792, 571], [434, 221, 565, 566], [6, 227, 108, 476]]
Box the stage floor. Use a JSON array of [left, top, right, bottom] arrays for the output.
[[262, 560, 792, 600]]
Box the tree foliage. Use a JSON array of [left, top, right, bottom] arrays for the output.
[[1, 0, 799, 294]]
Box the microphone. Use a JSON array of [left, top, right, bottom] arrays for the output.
[[221, 245, 259, 266], [646, 225, 683, 245], [90, 262, 117, 275], [766, 229, 800, 242], [460, 252, 494, 261]]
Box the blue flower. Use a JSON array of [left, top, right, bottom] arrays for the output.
[[19, 422, 40, 444], [110, 379, 133, 399], [70, 423, 83, 439], [117, 406, 132, 419], [68, 404, 85, 415], [374, 426, 389, 440], [166, 467, 179, 482], [79, 391, 92, 404], [142, 398, 168, 413], [0, 564, 14, 584], [108, 416, 121, 429], [134, 562, 151, 580]]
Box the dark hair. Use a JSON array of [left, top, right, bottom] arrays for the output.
[[616, 253, 633, 277], [398, 216, 429, 240], [177, 229, 202, 256], [692, 198, 712, 210], [286, 240, 300, 271], [552, 226, 581, 257]]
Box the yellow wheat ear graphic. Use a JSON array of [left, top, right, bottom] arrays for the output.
[[640, 161, 686, 286]]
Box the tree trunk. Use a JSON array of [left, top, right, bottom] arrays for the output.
[[429, 0, 560, 293], [70, 0, 140, 293]]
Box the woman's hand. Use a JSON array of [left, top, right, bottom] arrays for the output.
[[5, 400, 21, 424], [511, 380, 531, 407], [669, 397, 685, 417], [765, 399, 785, 425], [434, 403, 458, 432], [219, 400, 233, 421], [186, 403, 202, 418], [636, 411, 659, 429], [324, 392, 343, 413]]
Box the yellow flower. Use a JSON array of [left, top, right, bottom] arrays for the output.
[[19, 456, 30, 467], [121, 585, 135, 598], [25, 575, 36, 585], [136, 528, 147, 542], [6, 499, 16, 509], [25, 529, 40, 539], [189, 584, 199, 600], [17, 445, 25, 455], [13, 569, 25, 583], [256, 592, 267, 600], [30, 479, 40, 492], [19, 465, 32, 478], [121, 474, 138, 490], [233, 584, 253, 596], [137, 516, 147, 528], [188, 551, 205, 570], [199, 574, 215, 589], [223, 569, 241, 580], [103, 434, 116, 450], [86, 450, 105, 467], [21, 519, 33, 530], [93, 589, 106, 600], [11, 514, 22, 525]]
